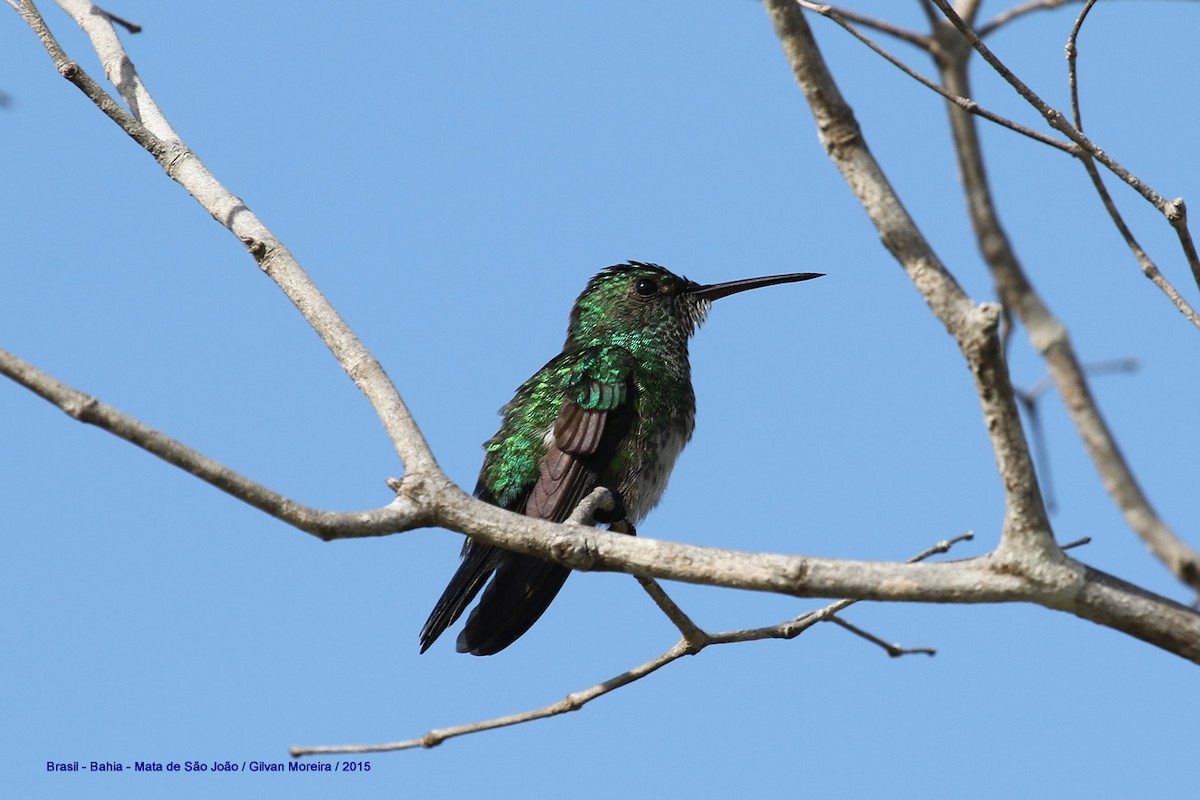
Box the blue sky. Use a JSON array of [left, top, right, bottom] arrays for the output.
[[4, 2, 1198, 797]]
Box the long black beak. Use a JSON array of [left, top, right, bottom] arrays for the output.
[[687, 272, 824, 302]]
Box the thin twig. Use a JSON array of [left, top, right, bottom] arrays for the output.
[[1168, 200, 1200, 296], [815, 0, 1200, 323], [291, 532, 972, 757], [15, 1, 165, 154], [96, 3, 141, 33], [1064, 0, 1095, 129], [798, 1, 1075, 154], [1023, 359, 1138, 403], [1017, 358, 1137, 514], [807, 3, 933, 48], [709, 532, 975, 646], [929, 0, 1200, 291], [14, 0, 439, 475], [291, 640, 693, 756], [828, 616, 936, 657], [569, 490, 709, 646], [907, 532, 976, 562], [1062, 0, 1200, 323], [918, 0, 941, 29], [56, 0, 169, 134], [636, 576, 708, 647], [0, 346, 422, 539], [978, 0, 1081, 37]]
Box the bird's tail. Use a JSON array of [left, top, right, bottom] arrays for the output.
[[418, 540, 498, 654], [455, 552, 570, 656]]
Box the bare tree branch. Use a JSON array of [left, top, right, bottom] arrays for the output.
[[0, 346, 428, 538], [978, 0, 1081, 37], [928, 0, 1200, 304], [290, 639, 694, 756], [798, 1, 1076, 153], [803, 3, 932, 48], [828, 616, 936, 657], [1063, 1, 1200, 323], [926, 3, 1200, 593], [14, 0, 440, 476], [636, 576, 709, 647], [809, 0, 1200, 326]]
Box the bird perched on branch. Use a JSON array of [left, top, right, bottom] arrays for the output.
[[419, 261, 822, 655]]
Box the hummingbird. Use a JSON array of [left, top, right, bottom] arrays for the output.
[[419, 261, 822, 656]]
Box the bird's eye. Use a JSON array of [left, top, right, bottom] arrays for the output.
[[634, 278, 659, 297]]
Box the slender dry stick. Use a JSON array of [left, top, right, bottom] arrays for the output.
[[978, 0, 1082, 36], [1061, 2, 1200, 577], [14, 0, 438, 476], [930, 0, 1158, 204], [929, 0, 1200, 300], [578, 491, 709, 646], [636, 576, 709, 647], [710, 532, 975, 646], [1063, 1, 1200, 322], [798, 2, 1075, 153], [0, 347, 428, 537], [57, 0, 162, 127], [928, 5, 1200, 592], [808, 3, 933, 47], [1018, 361, 1138, 513], [828, 617, 937, 656], [291, 641, 693, 756], [291, 533, 967, 757]]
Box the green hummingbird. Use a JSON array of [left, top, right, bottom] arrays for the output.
[[419, 261, 822, 655]]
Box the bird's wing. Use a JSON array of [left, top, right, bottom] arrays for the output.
[[524, 376, 630, 523], [420, 349, 636, 656]]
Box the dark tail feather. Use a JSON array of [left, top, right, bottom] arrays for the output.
[[455, 553, 570, 656], [419, 541, 499, 654]]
